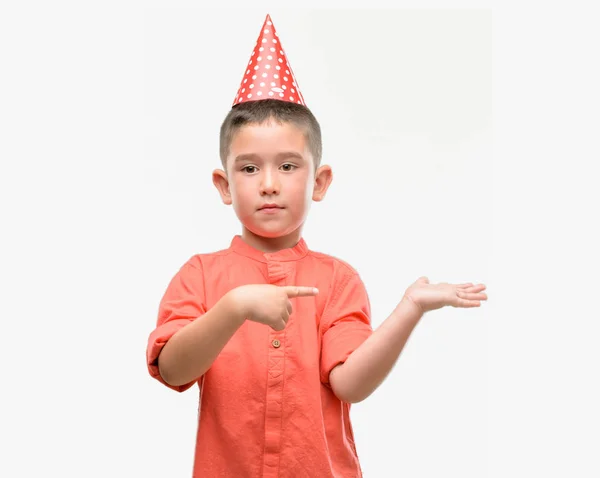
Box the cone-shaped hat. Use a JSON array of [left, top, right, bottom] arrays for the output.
[[233, 14, 306, 107]]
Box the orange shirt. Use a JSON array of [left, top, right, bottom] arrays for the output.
[[146, 235, 373, 477]]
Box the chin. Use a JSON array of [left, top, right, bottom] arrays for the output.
[[245, 222, 299, 239], [248, 228, 287, 239]]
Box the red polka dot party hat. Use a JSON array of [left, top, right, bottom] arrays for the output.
[[233, 14, 306, 107]]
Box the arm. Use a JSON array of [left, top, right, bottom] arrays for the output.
[[329, 297, 422, 404], [157, 283, 318, 387], [158, 290, 245, 387], [329, 277, 487, 403]]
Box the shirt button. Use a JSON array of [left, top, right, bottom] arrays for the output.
[[272, 339, 281, 348]]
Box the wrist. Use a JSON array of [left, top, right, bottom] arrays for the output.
[[225, 287, 249, 326], [396, 295, 425, 322]]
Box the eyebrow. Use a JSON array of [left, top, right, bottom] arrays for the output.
[[234, 152, 305, 163]]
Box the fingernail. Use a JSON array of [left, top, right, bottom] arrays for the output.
[[313, 288, 319, 294]]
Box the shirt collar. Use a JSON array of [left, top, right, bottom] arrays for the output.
[[230, 235, 309, 263]]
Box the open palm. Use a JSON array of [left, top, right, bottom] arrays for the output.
[[404, 276, 487, 313]]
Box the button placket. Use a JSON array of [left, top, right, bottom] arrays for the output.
[[261, 257, 291, 477]]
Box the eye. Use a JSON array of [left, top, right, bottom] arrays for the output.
[[281, 163, 297, 172], [242, 165, 257, 173]]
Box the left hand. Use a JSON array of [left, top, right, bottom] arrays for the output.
[[402, 276, 487, 313]]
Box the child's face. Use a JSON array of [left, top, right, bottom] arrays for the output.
[[213, 120, 331, 241]]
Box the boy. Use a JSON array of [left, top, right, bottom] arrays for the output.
[[146, 14, 487, 478]]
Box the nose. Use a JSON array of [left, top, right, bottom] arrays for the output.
[[259, 168, 280, 196]]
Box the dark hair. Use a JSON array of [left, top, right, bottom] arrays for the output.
[[219, 99, 322, 169]]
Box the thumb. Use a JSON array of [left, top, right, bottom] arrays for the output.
[[416, 276, 429, 284], [283, 286, 319, 298]]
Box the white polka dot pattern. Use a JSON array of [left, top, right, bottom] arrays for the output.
[[233, 14, 306, 107]]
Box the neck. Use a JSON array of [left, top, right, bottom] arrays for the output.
[[241, 226, 304, 253]]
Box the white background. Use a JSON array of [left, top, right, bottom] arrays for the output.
[[1, 2, 598, 477]]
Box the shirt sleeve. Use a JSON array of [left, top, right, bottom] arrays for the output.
[[146, 259, 207, 392], [319, 267, 373, 385]]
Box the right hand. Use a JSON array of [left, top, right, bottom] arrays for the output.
[[231, 284, 319, 331]]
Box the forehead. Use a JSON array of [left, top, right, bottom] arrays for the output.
[[229, 121, 310, 160]]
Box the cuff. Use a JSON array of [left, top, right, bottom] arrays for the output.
[[146, 319, 197, 392], [320, 319, 373, 385]]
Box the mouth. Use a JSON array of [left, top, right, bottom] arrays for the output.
[[258, 204, 284, 213]]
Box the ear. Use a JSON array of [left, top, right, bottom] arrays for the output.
[[212, 168, 232, 205], [312, 165, 333, 202]]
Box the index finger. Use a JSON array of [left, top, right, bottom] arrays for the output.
[[283, 286, 319, 297]]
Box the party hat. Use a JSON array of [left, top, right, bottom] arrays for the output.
[[233, 14, 306, 107]]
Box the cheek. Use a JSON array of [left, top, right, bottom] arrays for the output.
[[287, 177, 313, 205], [230, 178, 249, 198], [229, 179, 253, 213]]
